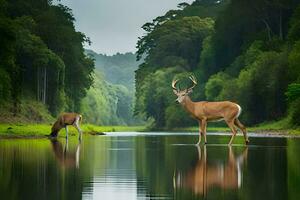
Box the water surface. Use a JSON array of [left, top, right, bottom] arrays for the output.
[[0, 133, 299, 200]]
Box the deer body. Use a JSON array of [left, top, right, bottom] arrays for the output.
[[181, 97, 241, 122], [50, 113, 83, 141], [172, 76, 249, 145]]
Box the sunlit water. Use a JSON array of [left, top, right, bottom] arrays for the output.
[[0, 132, 299, 200]]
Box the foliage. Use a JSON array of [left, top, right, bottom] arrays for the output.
[[81, 72, 137, 125], [0, 98, 54, 123], [0, 0, 94, 121], [286, 83, 300, 101], [135, 0, 300, 129], [286, 83, 300, 126], [211, 0, 298, 70], [0, 0, 143, 127], [81, 51, 143, 125], [137, 17, 214, 71], [135, 15, 214, 128], [86, 50, 142, 90]]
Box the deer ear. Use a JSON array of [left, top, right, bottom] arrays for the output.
[[187, 89, 193, 94], [173, 89, 178, 95]]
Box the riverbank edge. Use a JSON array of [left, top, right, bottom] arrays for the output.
[[0, 124, 146, 138], [0, 123, 300, 138]]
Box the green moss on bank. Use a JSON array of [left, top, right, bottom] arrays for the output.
[[0, 99, 54, 124], [0, 124, 146, 138], [171, 119, 300, 135]]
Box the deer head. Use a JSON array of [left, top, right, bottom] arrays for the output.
[[172, 75, 197, 103]]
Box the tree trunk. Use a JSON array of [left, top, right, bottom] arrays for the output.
[[37, 67, 40, 101], [279, 10, 283, 40], [262, 19, 272, 41], [43, 66, 47, 104]]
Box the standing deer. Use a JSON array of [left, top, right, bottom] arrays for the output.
[[49, 113, 83, 141], [172, 76, 249, 145]]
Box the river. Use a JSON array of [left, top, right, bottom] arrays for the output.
[[0, 133, 299, 200]]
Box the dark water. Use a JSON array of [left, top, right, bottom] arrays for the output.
[[0, 133, 300, 200]]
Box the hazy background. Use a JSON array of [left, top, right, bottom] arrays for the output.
[[56, 0, 193, 55]]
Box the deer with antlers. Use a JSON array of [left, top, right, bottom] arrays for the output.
[[172, 76, 249, 145]]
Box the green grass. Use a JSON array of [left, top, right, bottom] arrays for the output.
[[1, 119, 300, 138], [84, 124, 146, 133], [0, 123, 146, 138], [171, 119, 300, 135]]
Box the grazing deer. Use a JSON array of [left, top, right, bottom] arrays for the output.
[[172, 76, 249, 145], [174, 146, 248, 197], [49, 113, 83, 141]]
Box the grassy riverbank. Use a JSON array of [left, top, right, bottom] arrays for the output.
[[172, 126, 300, 135], [0, 120, 299, 138], [172, 120, 300, 135], [0, 124, 146, 138]]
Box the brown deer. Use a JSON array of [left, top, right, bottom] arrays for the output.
[[49, 113, 83, 141], [174, 146, 248, 197], [172, 76, 249, 145]]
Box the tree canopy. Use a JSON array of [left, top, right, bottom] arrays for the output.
[[0, 0, 94, 120], [135, 0, 300, 128]]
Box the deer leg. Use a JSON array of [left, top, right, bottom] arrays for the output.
[[196, 144, 201, 160], [226, 120, 237, 146], [234, 118, 249, 144], [228, 146, 235, 164], [196, 120, 202, 145], [64, 138, 69, 153], [76, 143, 81, 168], [74, 117, 83, 141], [65, 125, 69, 140], [201, 119, 207, 144]]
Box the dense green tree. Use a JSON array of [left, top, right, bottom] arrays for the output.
[[86, 50, 142, 90], [0, 16, 15, 104], [286, 83, 300, 126], [210, 0, 298, 71], [137, 17, 214, 71], [0, 0, 94, 121], [135, 16, 214, 127], [135, 0, 300, 128], [205, 43, 289, 124], [34, 4, 94, 111]]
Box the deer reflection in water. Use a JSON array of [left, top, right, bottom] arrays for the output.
[[50, 139, 81, 169], [174, 146, 248, 196]]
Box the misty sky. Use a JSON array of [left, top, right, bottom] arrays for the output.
[[57, 0, 194, 55]]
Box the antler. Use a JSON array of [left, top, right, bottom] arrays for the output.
[[172, 79, 179, 91], [187, 75, 197, 91]]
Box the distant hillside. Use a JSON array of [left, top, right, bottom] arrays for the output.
[[86, 49, 142, 90], [81, 71, 135, 125], [82, 50, 144, 125]]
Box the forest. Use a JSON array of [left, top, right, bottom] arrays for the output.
[[134, 0, 300, 129], [1, 0, 300, 130], [82, 50, 142, 125], [0, 0, 140, 125], [0, 0, 94, 122]]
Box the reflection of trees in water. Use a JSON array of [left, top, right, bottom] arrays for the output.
[[0, 138, 97, 200], [50, 139, 81, 169], [174, 146, 248, 197]]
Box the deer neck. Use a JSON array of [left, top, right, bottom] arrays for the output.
[[181, 96, 195, 114]]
